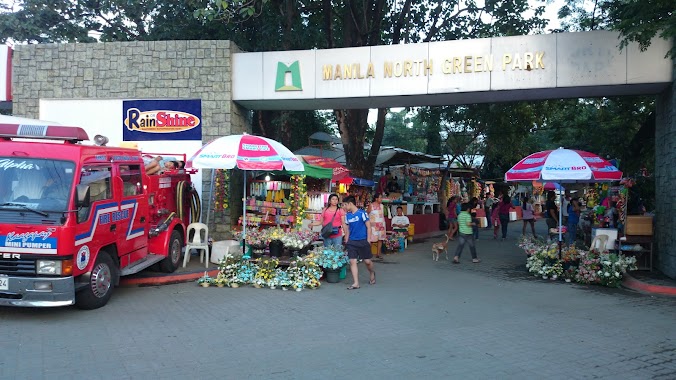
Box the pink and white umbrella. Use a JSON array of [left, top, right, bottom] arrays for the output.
[[505, 148, 622, 183], [188, 134, 304, 171], [187, 134, 304, 257]]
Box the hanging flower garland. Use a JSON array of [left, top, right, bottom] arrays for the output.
[[214, 169, 230, 211], [290, 175, 307, 228]]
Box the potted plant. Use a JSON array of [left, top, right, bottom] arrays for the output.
[[264, 227, 286, 257], [197, 272, 213, 287], [313, 246, 348, 283]]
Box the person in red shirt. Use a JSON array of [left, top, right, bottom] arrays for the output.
[[498, 195, 514, 240]]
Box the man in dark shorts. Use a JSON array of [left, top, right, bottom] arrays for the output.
[[342, 195, 376, 290]]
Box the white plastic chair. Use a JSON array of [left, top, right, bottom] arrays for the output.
[[590, 234, 609, 252], [183, 223, 209, 268]]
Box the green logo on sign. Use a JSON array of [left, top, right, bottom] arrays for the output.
[[275, 61, 302, 91]]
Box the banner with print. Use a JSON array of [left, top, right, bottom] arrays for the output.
[[122, 99, 202, 141]]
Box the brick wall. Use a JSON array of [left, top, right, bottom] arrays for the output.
[[655, 60, 676, 278], [11, 40, 249, 240]]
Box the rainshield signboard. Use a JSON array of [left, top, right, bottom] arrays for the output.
[[122, 99, 202, 141]]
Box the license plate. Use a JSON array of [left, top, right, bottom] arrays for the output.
[[0, 276, 7, 291]]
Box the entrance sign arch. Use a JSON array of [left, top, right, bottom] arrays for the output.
[[233, 31, 672, 109]]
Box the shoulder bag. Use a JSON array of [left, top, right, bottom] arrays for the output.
[[321, 208, 339, 238]]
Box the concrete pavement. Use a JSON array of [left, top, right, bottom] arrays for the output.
[[1, 221, 675, 379]]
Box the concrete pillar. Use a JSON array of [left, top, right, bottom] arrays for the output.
[[655, 59, 676, 278]]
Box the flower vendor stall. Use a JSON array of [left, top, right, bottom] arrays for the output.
[[505, 148, 623, 258], [519, 235, 637, 287], [244, 161, 333, 229], [187, 134, 305, 257]]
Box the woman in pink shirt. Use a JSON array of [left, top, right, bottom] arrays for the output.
[[317, 194, 348, 247]]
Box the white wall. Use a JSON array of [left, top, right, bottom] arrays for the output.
[[39, 99, 203, 197]]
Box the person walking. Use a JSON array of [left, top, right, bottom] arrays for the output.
[[498, 195, 514, 240], [521, 195, 536, 236], [452, 203, 481, 264], [567, 197, 581, 245], [484, 195, 494, 227], [342, 196, 376, 290], [367, 193, 386, 259], [313, 193, 347, 248], [446, 196, 459, 240], [470, 197, 480, 239]]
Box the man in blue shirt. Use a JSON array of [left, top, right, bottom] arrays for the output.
[[343, 195, 376, 290]]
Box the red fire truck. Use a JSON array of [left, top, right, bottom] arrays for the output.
[[0, 123, 200, 309]]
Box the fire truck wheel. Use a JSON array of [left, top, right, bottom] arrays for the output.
[[75, 251, 116, 310], [159, 230, 183, 273]]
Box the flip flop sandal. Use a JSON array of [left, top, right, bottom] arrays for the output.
[[369, 273, 376, 285], [347, 285, 360, 290], [452, 259, 460, 264]]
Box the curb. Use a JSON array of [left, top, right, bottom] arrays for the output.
[[622, 273, 676, 297], [120, 268, 219, 287]]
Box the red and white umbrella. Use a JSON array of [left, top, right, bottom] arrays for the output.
[[506, 148, 621, 253], [188, 134, 304, 171], [505, 148, 622, 183]]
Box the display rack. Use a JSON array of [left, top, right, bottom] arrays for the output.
[[618, 236, 653, 271]]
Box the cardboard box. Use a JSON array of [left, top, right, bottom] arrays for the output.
[[625, 216, 653, 236]]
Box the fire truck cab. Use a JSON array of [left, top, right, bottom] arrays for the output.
[[0, 123, 200, 309]]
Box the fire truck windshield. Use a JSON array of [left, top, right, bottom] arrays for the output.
[[0, 158, 76, 214]]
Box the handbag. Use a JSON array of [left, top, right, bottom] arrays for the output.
[[321, 208, 339, 238]]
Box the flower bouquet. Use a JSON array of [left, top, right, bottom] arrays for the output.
[[598, 252, 637, 287], [518, 235, 546, 256], [384, 235, 401, 252], [214, 272, 228, 287], [296, 255, 322, 289], [313, 246, 348, 270], [263, 226, 286, 244], [274, 268, 292, 290], [286, 262, 304, 291], [254, 257, 279, 288], [575, 250, 601, 284], [281, 229, 317, 253], [197, 272, 213, 287], [562, 267, 577, 283], [526, 254, 544, 277], [218, 253, 242, 287], [235, 260, 258, 286], [543, 261, 563, 280]]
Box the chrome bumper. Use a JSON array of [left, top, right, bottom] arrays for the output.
[[0, 276, 75, 307]]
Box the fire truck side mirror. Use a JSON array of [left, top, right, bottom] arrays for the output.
[[76, 184, 91, 208]]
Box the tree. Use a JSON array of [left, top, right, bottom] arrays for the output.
[[380, 109, 426, 152]]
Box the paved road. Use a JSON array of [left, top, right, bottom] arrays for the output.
[[2, 222, 675, 379]]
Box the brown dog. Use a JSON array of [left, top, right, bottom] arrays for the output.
[[432, 235, 450, 261]]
